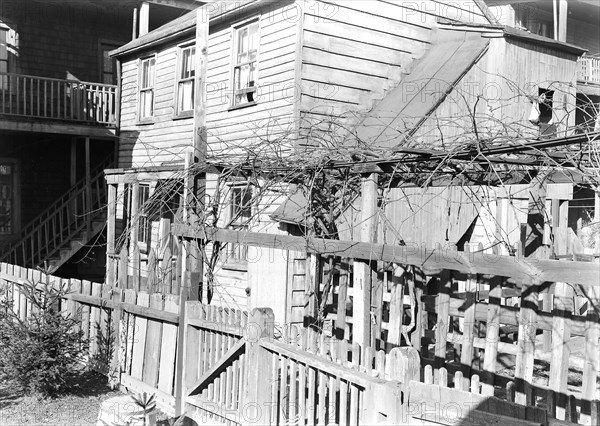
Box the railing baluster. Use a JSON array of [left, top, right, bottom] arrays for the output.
[[50, 80, 54, 118], [29, 77, 33, 116], [16, 76, 20, 114], [69, 81, 74, 120]]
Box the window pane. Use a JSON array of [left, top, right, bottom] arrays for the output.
[[237, 27, 248, 56], [178, 80, 194, 112]]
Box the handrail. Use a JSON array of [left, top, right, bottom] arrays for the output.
[[13, 154, 114, 241], [0, 72, 118, 88], [0, 72, 117, 125], [0, 154, 115, 268]]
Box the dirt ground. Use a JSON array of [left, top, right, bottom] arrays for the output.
[[0, 370, 122, 425]]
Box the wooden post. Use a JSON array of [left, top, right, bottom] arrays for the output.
[[524, 177, 547, 257], [85, 137, 92, 232], [581, 285, 600, 425], [387, 264, 404, 347], [515, 278, 539, 405], [335, 259, 349, 340], [174, 264, 189, 416], [461, 245, 477, 390], [114, 58, 122, 127], [193, 7, 208, 165], [130, 182, 140, 290], [304, 253, 319, 328], [434, 270, 451, 380], [139, 2, 149, 36], [242, 308, 275, 426], [558, 0, 568, 42], [352, 173, 378, 348], [106, 183, 117, 288], [548, 281, 573, 420], [175, 153, 195, 415], [70, 137, 77, 186], [482, 276, 501, 396]]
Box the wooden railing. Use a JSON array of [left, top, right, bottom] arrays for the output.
[[577, 55, 600, 85], [0, 154, 114, 269], [0, 72, 117, 125]]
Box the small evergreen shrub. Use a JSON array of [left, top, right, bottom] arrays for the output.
[[0, 278, 88, 396]]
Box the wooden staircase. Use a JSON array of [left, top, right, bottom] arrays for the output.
[[0, 155, 115, 273]]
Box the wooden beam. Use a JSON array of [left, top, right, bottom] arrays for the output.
[[0, 118, 116, 137], [353, 173, 378, 348], [172, 224, 600, 287]]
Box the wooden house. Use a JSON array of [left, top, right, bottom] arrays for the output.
[[485, 0, 600, 131], [105, 0, 593, 328], [0, 0, 200, 280]]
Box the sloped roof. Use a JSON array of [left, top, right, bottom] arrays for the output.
[[110, 0, 262, 57], [355, 29, 490, 150]]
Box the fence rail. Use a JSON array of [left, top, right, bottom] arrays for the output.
[[0, 72, 117, 125]]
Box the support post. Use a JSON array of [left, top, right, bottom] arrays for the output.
[[515, 278, 539, 405], [130, 181, 140, 290], [558, 0, 568, 42], [242, 308, 275, 426], [106, 183, 117, 288], [524, 176, 547, 257], [132, 8, 138, 40], [548, 281, 573, 420], [85, 137, 91, 232], [139, 2, 150, 36], [352, 173, 378, 348]]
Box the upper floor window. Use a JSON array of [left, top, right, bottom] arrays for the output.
[[176, 45, 196, 116], [232, 20, 259, 107], [139, 56, 156, 121]]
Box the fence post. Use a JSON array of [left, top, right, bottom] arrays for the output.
[[242, 307, 274, 426]]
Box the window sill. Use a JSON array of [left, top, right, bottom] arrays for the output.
[[222, 261, 248, 272], [228, 101, 257, 112], [173, 111, 194, 120], [136, 118, 154, 126]]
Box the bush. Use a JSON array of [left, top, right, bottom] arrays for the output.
[[0, 278, 88, 396]]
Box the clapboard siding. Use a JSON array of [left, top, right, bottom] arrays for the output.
[[411, 35, 579, 148], [298, 0, 492, 132], [204, 4, 299, 155], [119, 41, 194, 168]]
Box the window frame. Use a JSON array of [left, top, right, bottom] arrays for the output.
[[137, 183, 151, 251], [225, 183, 253, 269], [138, 55, 157, 123], [229, 17, 260, 110], [174, 42, 196, 118]]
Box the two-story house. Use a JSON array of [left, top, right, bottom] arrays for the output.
[[104, 0, 591, 326], [0, 0, 201, 280]]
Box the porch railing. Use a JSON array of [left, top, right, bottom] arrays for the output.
[[0, 72, 117, 125], [577, 55, 600, 85], [0, 154, 115, 269]]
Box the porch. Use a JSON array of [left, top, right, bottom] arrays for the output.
[[577, 55, 600, 95], [0, 72, 118, 137]]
